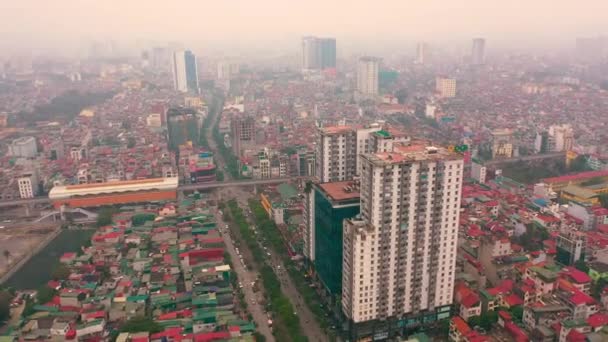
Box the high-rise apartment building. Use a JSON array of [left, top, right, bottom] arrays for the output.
[[415, 42, 429, 64], [357, 57, 379, 97], [18, 172, 38, 199], [316, 126, 358, 183], [231, 116, 255, 157], [471, 38, 486, 65], [302, 37, 337, 70], [342, 143, 463, 339], [171, 50, 199, 93], [549, 124, 574, 152], [435, 77, 457, 98], [217, 61, 240, 80]]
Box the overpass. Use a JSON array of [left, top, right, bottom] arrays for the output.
[[482, 152, 566, 167], [0, 177, 303, 208]]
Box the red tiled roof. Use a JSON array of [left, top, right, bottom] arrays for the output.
[[461, 293, 480, 308], [566, 329, 586, 342], [570, 291, 595, 306], [452, 316, 471, 335], [536, 214, 560, 223], [587, 313, 608, 328], [504, 294, 524, 307], [561, 267, 592, 284]]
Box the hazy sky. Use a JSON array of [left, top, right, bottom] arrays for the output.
[[2, 0, 608, 56]]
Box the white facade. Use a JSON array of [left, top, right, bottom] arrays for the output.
[[415, 42, 428, 64], [471, 162, 487, 184], [9, 136, 37, 158], [435, 77, 456, 98], [217, 61, 239, 80], [357, 57, 379, 96], [342, 145, 463, 323], [18, 173, 37, 199], [302, 37, 320, 70], [549, 124, 574, 152], [303, 188, 316, 261], [172, 51, 188, 92], [171, 50, 199, 93], [472, 38, 486, 65], [316, 126, 357, 183], [355, 124, 382, 175]]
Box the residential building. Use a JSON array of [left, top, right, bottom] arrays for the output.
[[436, 77, 457, 98], [556, 229, 586, 266], [171, 50, 199, 93], [18, 172, 38, 199], [315, 126, 357, 183], [549, 124, 574, 152], [472, 38, 486, 65], [231, 115, 255, 157], [357, 57, 379, 97], [305, 181, 360, 300], [8, 136, 37, 158], [471, 162, 487, 184], [355, 123, 382, 174], [342, 142, 463, 340], [491, 129, 514, 159], [217, 60, 239, 80]]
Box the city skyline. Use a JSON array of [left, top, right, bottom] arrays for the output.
[[2, 1, 608, 56]]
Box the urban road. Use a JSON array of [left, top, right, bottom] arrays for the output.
[[0, 178, 302, 208]]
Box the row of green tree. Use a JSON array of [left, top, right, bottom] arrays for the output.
[[247, 200, 333, 336], [226, 200, 307, 341]]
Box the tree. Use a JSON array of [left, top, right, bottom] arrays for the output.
[[36, 286, 57, 305], [51, 264, 71, 280], [593, 278, 608, 300], [3, 250, 10, 266], [509, 306, 524, 323], [131, 213, 156, 226], [569, 155, 591, 172], [0, 291, 11, 322], [599, 194, 608, 209], [575, 259, 590, 273], [253, 332, 267, 342], [96, 207, 116, 227], [120, 316, 163, 333], [127, 137, 136, 148]]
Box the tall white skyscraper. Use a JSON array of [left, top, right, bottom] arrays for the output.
[[171, 50, 199, 93], [342, 143, 463, 337], [471, 38, 486, 65], [415, 42, 429, 64], [357, 57, 379, 97]]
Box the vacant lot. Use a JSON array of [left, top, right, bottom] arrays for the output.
[[0, 226, 56, 276], [5, 229, 95, 289]]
